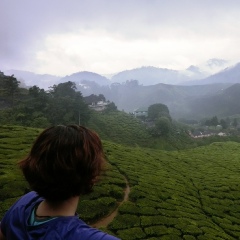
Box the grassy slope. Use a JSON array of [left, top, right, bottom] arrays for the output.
[[87, 111, 153, 148], [105, 141, 240, 239], [1, 125, 240, 239], [0, 125, 126, 225], [0, 125, 42, 217]]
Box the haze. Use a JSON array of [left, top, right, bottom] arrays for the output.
[[1, 0, 240, 76]]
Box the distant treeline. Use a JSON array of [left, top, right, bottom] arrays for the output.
[[0, 71, 117, 128]]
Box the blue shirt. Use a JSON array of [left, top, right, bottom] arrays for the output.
[[1, 191, 119, 240]]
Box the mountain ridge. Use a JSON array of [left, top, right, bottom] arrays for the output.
[[3, 58, 234, 88]]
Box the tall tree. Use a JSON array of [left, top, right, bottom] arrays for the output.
[[233, 118, 238, 128], [1, 75, 20, 107], [156, 117, 172, 136], [148, 103, 171, 121], [49, 81, 76, 98], [210, 116, 219, 127], [47, 81, 90, 125], [220, 119, 228, 129]]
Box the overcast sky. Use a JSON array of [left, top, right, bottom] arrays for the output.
[[1, 0, 240, 76]]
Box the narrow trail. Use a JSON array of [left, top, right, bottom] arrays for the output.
[[91, 176, 130, 228]]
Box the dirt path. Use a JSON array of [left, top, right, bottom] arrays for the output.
[[91, 176, 130, 228]]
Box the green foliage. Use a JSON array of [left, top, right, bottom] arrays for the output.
[[0, 125, 41, 217], [205, 116, 219, 127], [0, 72, 90, 127], [2, 125, 240, 239], [108, 214, 140, 230], [233, 118, 238, 127], [154, 117, 172, 136], [47, 82, 90, 125], [0, 74, 20, 107], [88, 111, 153, 147], [84, 94, 106, 105], [103, 102, 118, 113], [148, 103, 171, 121], [116, 227, 146, 240], [77, 197, 117, 223], [104, 140, 240, 239]]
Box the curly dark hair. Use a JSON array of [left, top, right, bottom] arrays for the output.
[[19, 125, 105, 201]]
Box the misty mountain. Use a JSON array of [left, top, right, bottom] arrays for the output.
[[205, 58, 229, 70], [110, 66, 192, 85], [110, 59, 230, 86], [188, 83, 240, 119], [5, 58, 232, 90], [183, 62, 240, 85], [4, 70, 61, 89], [77, 80, 233, 119], [59, 71, 110, 86]]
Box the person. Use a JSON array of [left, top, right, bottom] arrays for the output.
[[0, 125, 120, 240]]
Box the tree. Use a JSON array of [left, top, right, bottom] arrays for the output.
[[49, 81, 76, 98], [233, 118, 238, 128], [84, 94, 106, 105], [1, 75, 20, 107], [47, 82, 90, 125], [104, 101, 118, 113], [125, 80, 139, 87], [148, 103, 171, 121], [27, 86, 49, 112], [220, 119, 228, 129], [155, 117, 172, 136], [210, 116, 219, 127]]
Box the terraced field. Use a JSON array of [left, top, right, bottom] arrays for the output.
[[1, 125, 240, 239], [0, 125, 126, 224], [104, 142, 240, 239]]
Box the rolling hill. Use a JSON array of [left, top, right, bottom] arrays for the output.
[[4, 70, 61, 89], [80, 82, 233, 119], [59, 71, 110, 86], [110, 66, 191, 85], [184, 62, 240, 85], [1, 125, 240, 239], [188, 83, 240, 119]]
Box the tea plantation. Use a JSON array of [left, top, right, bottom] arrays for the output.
[[1, 125, 240, 239]]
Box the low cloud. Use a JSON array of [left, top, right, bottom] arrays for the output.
[[1, 0, 240, 75]]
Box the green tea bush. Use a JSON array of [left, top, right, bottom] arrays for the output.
[[183, 235, 196, 240], [144, 225, 169, 236], [77, 197, 117, 223], [118, 201, 140, 215], [108, 214, 140, 230], [116, 227, 146, 240], [2, 125, 240, 239]]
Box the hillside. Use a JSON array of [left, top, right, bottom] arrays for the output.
[[87, 111, 153, 148], [184, 63, 240, 85], [111, 66, 191, 85], [1, 125, 240, 239], [4, 70, 61, 89], [85, 82, 233, 119], [110, 59, 231, 86], [188, 83, 240, 118], [59, 71, 110, 86], [1, 69, 240, 124], [105, 141, 240, 239]]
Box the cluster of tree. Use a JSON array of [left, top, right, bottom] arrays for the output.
[[0, 72, 117, 128], [0, 72, 20, 108], [144, 103, 173, 137], [84, 94, 106, 105], [203, 116, 238, 129]]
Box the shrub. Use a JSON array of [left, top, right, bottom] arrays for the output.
[[108, 214, 140, 230], [117, 227, 146, 240]]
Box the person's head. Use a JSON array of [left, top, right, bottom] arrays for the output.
[[19, 125, 105, 201]]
